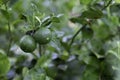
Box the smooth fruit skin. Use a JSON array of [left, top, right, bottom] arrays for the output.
[[20, 35, 36, 53], [0, 53, 10, 76], [33, 28, 51, 45]]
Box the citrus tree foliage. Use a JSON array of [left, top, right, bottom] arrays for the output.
[[0, 0, 120, 80]]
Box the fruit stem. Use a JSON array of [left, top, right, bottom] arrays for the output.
[[39, 45, 42, 56], [32, 52, 39, 59]]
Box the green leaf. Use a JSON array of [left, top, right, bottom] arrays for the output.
[[0, 9, 9, 19], [89, 38, 103, 53], [50, 32, 62, 54], [19, 14, 27, 21], [0, 0, 9, 5], [13, 75, 22, 80], [41, 14, 62, 27], [93, 23, 111, 40], [80, 0, 91, 5], [107, 41, 120, 60], [82, 27, 94, 39], [110, 3, 120, 17], [32, 73, 46, 80], [0, 0, 3, 5], [23, 68, 44, 80], [22, 67, 29, 77], [15, 55, 27, 66], [0, 52, 10, 76], [82, 66, 99, 80], [83, 55, 100, 68], [60, 51, 69, 61], [51, 16, 60, 23], [70, 17, 88, 24], [115, 0, 120, 3], [44, 67, 57, 78], [35, 54, 51, 68], [82, 8, 103, 19], [41, 16, 52, 27], [24, 73, 46, 80], [60, 41, 70, 52], [23, 68, 54, 80]]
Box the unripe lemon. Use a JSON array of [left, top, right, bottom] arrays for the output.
[[20, 35, 36, 53], [33, 28, 52, 45]]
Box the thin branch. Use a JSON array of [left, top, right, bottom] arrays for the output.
[[7, 20, 12, 55], [69, 0, 112, 48], [102, 0, 113, 10], [39, 44, 42, 56], [5, 3, 12, 55], [69, 24, 86, 47], [32, 52, 39, 59]]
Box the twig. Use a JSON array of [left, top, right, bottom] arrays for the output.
[[32, 52, 39, 59], [5, 3, 12, 55], [69, 0, 112, 48], [39, 44, 42, 56], [102, 0, 113, 10], [69, 24, 86, 47], [7, 20, 12, 55]]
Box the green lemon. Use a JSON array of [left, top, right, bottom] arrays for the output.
[[0, 53, 10, 76], [33, 28, 52, 45], [20, 35, 36, 53]]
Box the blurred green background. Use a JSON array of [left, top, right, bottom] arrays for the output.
[[0, 0, 120, 80]]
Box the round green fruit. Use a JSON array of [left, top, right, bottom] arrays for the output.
[[0, 53, 10, 76], [20, 35, 36, 53], [33, 28, 52, 45]]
